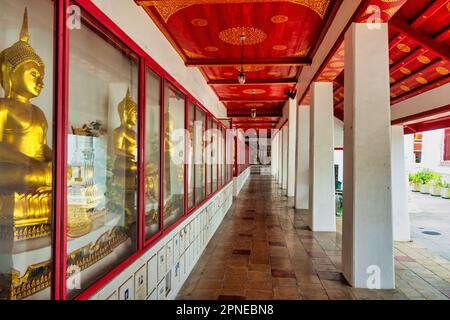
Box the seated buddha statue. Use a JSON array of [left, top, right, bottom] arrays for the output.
[[112, 89, 138, 226], [0, 9, 52, 241]]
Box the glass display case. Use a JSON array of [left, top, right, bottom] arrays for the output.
[[145, 68, 161, 241], [0, 0, 233, 300], [195, 107, 206, 205], [187, 102, 195, 210], [66, 10, 139, 299], [163, 83, 185, 229], [0, 0, 54, 300]]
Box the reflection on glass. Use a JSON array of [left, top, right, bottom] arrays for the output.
[[145, 69, 161, 240], [212, 121, 217, 193], [207, 117, 213, 195], [66, 15, 138, 299], [187, 103, 195, 210], [195, 108, 205, 205], [163, 83, 185, 229], [0, 3, 54, 300]]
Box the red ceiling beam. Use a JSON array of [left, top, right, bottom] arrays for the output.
[[390, 17, 450, 62], [208, 78, 297, 85], [411, 0, 448, 29], [391, 75, 450, 105], [186, 57, 312, 67], [221, 98, 287, 103]]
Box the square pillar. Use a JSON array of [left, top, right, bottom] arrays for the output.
[[295, 105, 310, 209], [278, 129, 283, 185], [309, 82, 336, 231], [282, 125, 289, 190], [392, 125, 411, 242], [342, 23, 394, 289], [287, 99, 297, 197], [272, 133, 278, 178]]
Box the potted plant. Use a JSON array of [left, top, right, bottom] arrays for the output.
[[418, 170, 433, 194], [441, 182, 450, 199], [429, 178, 442, 197], [409, 173, 420, 192]]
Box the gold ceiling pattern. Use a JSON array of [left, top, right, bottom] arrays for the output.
[[139, 0, 331, 22]]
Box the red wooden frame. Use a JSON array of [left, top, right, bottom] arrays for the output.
[[36, 0, 236, 300]]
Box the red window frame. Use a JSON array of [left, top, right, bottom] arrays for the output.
[[46, 0, 234, 300], [444, 128, 450, 162]]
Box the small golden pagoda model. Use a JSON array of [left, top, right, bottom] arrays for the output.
[[0, 8, 52, 242]]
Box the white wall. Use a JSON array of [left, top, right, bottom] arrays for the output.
[[91, 0, 226, 119], [405, 129, 450, 180]]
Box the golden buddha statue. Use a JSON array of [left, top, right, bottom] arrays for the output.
[[112, 89, 138, 226], [0, 9, 52, 241]]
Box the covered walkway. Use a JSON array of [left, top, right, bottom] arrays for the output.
[[177, 175, 450, 300]]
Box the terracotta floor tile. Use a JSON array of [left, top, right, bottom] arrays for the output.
[[176, 176, 449, 301]]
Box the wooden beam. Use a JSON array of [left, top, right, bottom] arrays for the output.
[[221, 98, 287, 103], [186, 57, 312, 67], [208, 78, 297, 85], [390, 17, 450, 62]]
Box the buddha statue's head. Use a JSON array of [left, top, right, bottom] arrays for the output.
[[118, 88, 137, 127], [0, 8, 45, 102]]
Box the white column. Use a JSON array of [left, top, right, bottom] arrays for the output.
[[342, 23, 394, 289], [282, 125, 289, 190], [295, 105, 310, 209], [392, 125, 411, 242], [309, 82, 336, 231], [278, 129, 283, 185], [272, 134, 278, 178], [287, 99, 297, 197]]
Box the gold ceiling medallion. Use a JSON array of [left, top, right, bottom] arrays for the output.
[[243, 88, 266, 94], [191, 18, 208, 26], [436, 66, 449, 76], [400, 84, 410, 92], [267, 71, 281, 77], [417, 55, 431, 64], [330, 61, 344, 68], [219, 27, 267, 46], [273, 45, 287, 51], [291, 48, 309, 57], [183, 48, 207, 58], [271, 15, 289, 23], [415, 77, 428, 84], [204, 46, 219, 52], [140, 0, 330, 22], [235, 65, 265, 73], [246, 103, 264, 107], [397, 43, 411, 53], [400, 67, 411, 75]]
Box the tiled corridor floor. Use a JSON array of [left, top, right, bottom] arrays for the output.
[[177, 175, 450, 300]]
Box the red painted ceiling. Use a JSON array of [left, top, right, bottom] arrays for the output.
[[136, 0, 337, 128], [301, 0, 449, 124]]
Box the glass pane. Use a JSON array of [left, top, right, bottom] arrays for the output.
[[207, 117, 213, 196], [163, 83, 185, 229], [145, 68, 161, 240], [218, 126, 222, 188], [212, 121, 217, 193], [0, 1, 54, 300], [66, 14, 138, 299], [187, 103, 195, 210], [195, 108, 205, 205], [222, 128, 226, 186]]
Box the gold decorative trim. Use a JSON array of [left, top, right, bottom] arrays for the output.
[[138, 0, 331, 22]]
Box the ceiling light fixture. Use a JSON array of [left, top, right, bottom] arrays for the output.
[[238, 34, 246, 84]]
